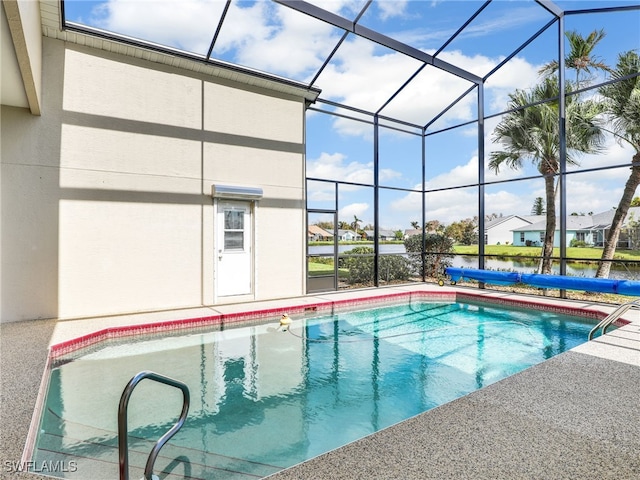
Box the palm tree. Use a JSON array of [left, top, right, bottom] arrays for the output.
[[489, 77, 605, 274], [351, 215, 362, 233], [490, 29, 609, 274], [410, 221, 420, 229], [595, 50, 640, 278], [539, 29, 611, 87]]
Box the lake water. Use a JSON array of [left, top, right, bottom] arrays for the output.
[[308, 244, 640, 280]]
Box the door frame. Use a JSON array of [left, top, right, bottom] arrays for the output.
[[307, 209, 338, 293], [214, 199, 255, 301]]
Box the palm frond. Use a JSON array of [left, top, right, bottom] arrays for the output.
[[599, 50, 640, 151]]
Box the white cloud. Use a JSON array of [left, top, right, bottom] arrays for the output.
[[484, 56, 543, 113], [565, 175, 623, 214], [95, 0, 225, 54], [386, 190, 421, 224], [315, 46, 544, 138], [330, 115, 375, 140], [485, 189, 527, 217], [219, 2, 340, 78], [376, 0, 409, 20], [484, 56, 542, 90], [387, 187, 478, 226], [93, 1, 343, 79], [307, 152, 373, 184], [311, 1, 369, 17], [339, 203, 370, 224], [573, 136, 634, 175], [307, 151, 403, 186], [424, 189, 478, 223], [426, 155, 479, 190], [317, 38, 426, 108]]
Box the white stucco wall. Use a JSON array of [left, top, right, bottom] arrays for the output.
[[486, 217, 528, 245], [1, 39, 308, 322]]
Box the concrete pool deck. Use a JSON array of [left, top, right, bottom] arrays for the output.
[[1, 284, 639, 479]]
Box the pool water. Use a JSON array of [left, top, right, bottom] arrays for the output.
[[32, 301, 594, 479]]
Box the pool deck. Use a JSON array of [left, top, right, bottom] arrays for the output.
[[1, 284, 639, 479]]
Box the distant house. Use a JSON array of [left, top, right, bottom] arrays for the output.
[[511, 207, 640, 248], [380, 229, 397, 240], [485, 215, 544, 245], [363, 229, 397, 241], [338, 229, 361, 241], [403, 228, 422, 239], [308, 225, 333, 241], [513, 215, 595, 247]]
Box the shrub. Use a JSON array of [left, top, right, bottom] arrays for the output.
[[404, 234, 455, 278], [378, 255, 412, 282], [311, 256, 334, 265], [340, 246, 411, 284]]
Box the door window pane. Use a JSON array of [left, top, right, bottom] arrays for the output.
[[225, 211, 244, 230], [225, 231, 244, 250], [224, 209, 245, 250]]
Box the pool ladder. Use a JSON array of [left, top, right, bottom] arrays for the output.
[[588, 299, 640, 340], [118, 371, 190, 480]]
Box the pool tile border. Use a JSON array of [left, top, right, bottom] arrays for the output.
[[47, 289, 623, 360]]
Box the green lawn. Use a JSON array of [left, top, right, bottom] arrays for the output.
[[307, 261, 349, 277]]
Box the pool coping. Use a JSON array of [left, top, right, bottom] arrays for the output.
[[3, 284, 639, 479]]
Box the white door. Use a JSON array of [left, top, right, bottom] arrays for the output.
[[216, 202, 252, 297]]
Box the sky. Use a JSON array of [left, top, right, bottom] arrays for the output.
[[63, 0, 640, 231]]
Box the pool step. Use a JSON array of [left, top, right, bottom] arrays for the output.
[[33, 429, 284, 479], [343, 302, 462, 334]]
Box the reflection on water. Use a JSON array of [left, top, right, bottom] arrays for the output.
[[309, 245, 640, 280]]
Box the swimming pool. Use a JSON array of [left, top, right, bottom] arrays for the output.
[[31, 299, 595, 479]]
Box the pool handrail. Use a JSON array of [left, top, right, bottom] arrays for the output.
[[588, 298, 640, 340], [118, 370, 190, 480]]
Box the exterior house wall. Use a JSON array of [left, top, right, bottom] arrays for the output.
[[513, 231, 576, 247], [0, 39, 307, 322], [512, 231, 537, 246], [513, 231, 553, 247], [565, 231, 595, 245], [486, 217, 530, 245]]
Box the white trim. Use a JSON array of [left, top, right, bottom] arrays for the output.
[[211, 184, 263, 200]]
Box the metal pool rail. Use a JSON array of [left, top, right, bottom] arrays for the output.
[[118, 371, 190, 480], [588, 299, 640, 340]]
